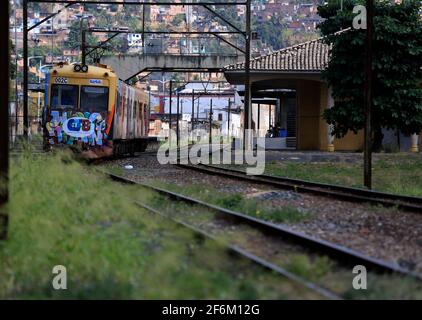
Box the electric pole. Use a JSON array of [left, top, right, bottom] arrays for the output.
[[1, 0, 10, 239], [364, 0, 373, 189]]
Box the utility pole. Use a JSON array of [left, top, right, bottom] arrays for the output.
[[191, 89, 195, 134], [269, 105, 271, 129], [1, 0, 10, 239], [209, 99, 213, 146], [81, 27, 86, 65], [364, 0, 373, 189], [148, 85, 151, 122], [196, 95, 199, 125], [176, 92, 180, 148], [243, 0, 251, 151], [37, 58, 42, 128], [169, 80, 172, 146], [142, 3, 145, 54], [227, 98, 231, 143], [23, 0, 29, 137]]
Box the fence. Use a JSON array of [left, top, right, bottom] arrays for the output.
[[9, 100, 43, 150]]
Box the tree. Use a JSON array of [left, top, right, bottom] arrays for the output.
[[171, 14, 185, 28], [318, 0, 422, 150], [254, 15, 288, 50], [65, 20, 98, 51]]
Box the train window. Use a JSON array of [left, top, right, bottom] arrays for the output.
[[51, 84, 79, 109], [80, 86, 109, 113]]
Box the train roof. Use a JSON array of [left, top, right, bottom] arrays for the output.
[[50, 63, 117, 80]]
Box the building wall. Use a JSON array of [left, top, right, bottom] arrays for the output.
[[296, 79, 321, 149], [247, 74, 418, 152], [420, 131, 422, 150], [296, 80, 364, 151], [318, 84, 364, 151], [334, 131, 364, 151]]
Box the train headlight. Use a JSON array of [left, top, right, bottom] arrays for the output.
[[73, 64, 81, 72], [81, 65, 89, 73]]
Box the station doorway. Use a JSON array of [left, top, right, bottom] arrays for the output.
[[252, 90, 297, 150]]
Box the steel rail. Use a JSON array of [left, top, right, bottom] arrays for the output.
[[104, 171, 422, 281], [177, 164, 422, 213], [136, 201, 341, 300]]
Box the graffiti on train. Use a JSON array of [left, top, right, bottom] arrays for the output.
[[46, 111, 108, 146]]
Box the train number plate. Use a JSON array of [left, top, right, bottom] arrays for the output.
[[54, 77, 68, 84]]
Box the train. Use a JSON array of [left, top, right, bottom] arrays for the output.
[[43, 62, 151, 159]]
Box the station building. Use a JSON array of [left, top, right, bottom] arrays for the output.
[[224, 37, 421, 152]]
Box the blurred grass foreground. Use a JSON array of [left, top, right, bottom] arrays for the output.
[[0, 152, 312, 299]]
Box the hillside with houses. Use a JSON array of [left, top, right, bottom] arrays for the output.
[[10, 0, 325, 65]]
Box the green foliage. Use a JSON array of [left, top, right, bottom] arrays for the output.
[[254, 15, 289, 50], [343, 274, 422, 299], [253, 206, 307, 224], [152, 184, 308, 224], [285, 255, 333, 282], [318, 0, 422, 137], [253, 13, 320, 50], [172, 13, 186, 27], [0, 152, 310, 299], [215, 193, 243, 208], [263, 154, 422, 196], [64, 20, 99, 51]]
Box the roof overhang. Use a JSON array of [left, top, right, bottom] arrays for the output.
[[224, 70, 323, 85]]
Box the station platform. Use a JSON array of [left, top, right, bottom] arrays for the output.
[[262, 150, 422, 164], [263, 150, 364, 163]]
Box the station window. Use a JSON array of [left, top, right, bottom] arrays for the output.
[[51, 84, 79, 110], [80, 86, 109, 113]]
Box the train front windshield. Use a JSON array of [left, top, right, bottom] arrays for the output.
[[80, 86, 109, 113], [51, 84, 79, 109], [50, 84, 109, 113]]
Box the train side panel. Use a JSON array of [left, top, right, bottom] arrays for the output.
[[114, 80, 149, 140], [113, 80, 150, 155]]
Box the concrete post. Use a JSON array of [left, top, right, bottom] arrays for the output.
[[327, 87, 335, 152], [327, 125, 335, 152], [410, 134, 419, 153]]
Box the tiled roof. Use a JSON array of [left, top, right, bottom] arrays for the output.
[[225, 36, 331, 72]]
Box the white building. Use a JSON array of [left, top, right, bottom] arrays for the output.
[[151, 83, 243, 138], [127, 33, 143, 51]]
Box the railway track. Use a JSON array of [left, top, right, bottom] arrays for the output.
[[177, 163, 422, 213], [104, 170, 422, 299], [135, 201, 340, 300]]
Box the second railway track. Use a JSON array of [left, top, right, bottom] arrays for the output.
[[104, 170, 422, 299], [177, 163, 422, 213]]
